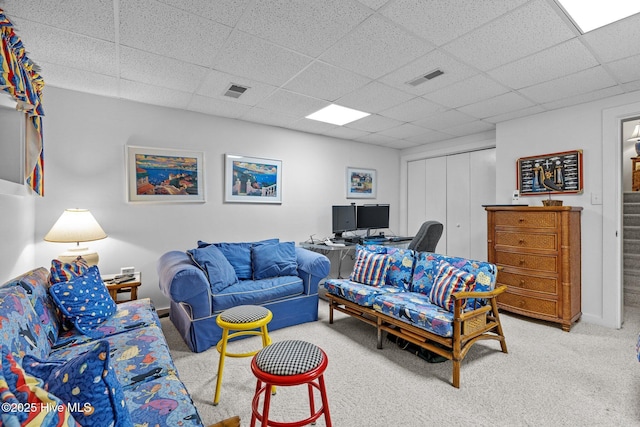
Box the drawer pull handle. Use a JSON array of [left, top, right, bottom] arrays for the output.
[[518, 218, 525, 222], [519, 239, 525, 244], [519, 259, 525, 265], [518, 300, 526, 307], [519, 280, 525, 286]]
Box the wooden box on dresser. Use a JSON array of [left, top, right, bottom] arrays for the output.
[[485, 206, 582, 331]]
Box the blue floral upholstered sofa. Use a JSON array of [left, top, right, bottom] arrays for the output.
[[0, 265, 204, 426], [324, 244, 508, 388], [158, 239, 331, 353]]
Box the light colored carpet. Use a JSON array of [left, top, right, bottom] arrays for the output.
[[161, 300, 640, 426]]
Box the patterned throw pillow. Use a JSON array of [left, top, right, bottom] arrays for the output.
[[0, 346, 78, 426], [49, 266, 117, 338], [349, 250, 390, 287], [429, 260, 476, 312], [23, 340, 132, 427], [49, 256, 89, 285]]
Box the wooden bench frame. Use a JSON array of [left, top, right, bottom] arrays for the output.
[[327, 285, 508, 388]]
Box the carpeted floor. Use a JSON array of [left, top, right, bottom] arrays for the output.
[[162, 300, 640, 426]]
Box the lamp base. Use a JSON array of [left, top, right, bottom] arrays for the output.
[[58, 247, 99, 266]]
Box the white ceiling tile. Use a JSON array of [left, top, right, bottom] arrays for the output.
[[118, 79, 193, 110], [378, 123, 429, 139], [622, 80, 640, 93], [458, 92, 534, 119], [212, 31, 313, 86], [345, 114, 404, 132], [284, 61, 370, 102], [606, 54, 640, 84], [383, 139, 421, 149], [255, 90, 329, 117], [187, 95, 251, 119], [336, 81, 413, 113], [441, 120, 495, 137], [120, 47, 208, 93], [156, 0, 253, 27], [40, 62, 119, 98], [239, 108, 298, 128], [196, 70, 277, 106], [321, 15, 433, 79], [423, 75, 509, 108], [379, 97, 445, 122], [443, 0, 575, 71], [484, 105, 546, 124], [288, 119, 338, 135], [412, 109, 477, 131], [488, 38, 599, 89], [323, 127, 371, 140], [541, 86, 624, 110], [405, 129, 453, 144], [120, 0, 231, 68], [357, 0, 388, 11], [381, 0, 528, 46], [519, 66, 618, 104], [355, 132, 398, 146], [3, 0, 114, 41], [379, 49, 478, 95], [237, 0, 371, 57], [10, 18, 117, 76], [582, 13, 640, 63]]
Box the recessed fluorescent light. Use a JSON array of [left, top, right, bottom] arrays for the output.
[[306, 104, 370, 126], [556, 0, 640, 33]]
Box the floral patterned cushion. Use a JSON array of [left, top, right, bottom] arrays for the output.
[[374, 292, 455, 337], [0, 287, 50, 360], [324, 279, 403, 307], [23, 340, 132, 427]]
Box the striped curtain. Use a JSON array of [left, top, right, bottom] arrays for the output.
[[0, 8, 45, 196]]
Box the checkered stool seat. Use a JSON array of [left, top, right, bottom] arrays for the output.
[[213, 305, 273, 406], [250, 340, 332, 427]]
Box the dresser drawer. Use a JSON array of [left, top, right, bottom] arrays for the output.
[[498, 292, 558, 317], [495, 231, 557, 250], [495, 251, 557, 272], [494, 211, 557, 229], [498, 271, 558, 294]]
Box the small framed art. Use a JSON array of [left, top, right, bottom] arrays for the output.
[[225, 154, 282, 203], [346, 167, 376, 199], [126, 146, 205, 203]]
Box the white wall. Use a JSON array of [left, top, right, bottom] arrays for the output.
[[0, 182, 35, 282], [27, 87, 400, 309], [496, 89, 640, 327]]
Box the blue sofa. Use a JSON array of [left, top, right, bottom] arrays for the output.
[[158, 239, 331, 353], [0, 266, 204, 426], [324, 244, 508, 388]]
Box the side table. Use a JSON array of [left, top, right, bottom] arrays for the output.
[[103, 272, 142, 304]]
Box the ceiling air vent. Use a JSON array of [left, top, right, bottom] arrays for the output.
[[223, 84, 249, 99], [406, 69, 444, 87]]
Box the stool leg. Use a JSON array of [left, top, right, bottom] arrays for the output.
[[261, 382, 273, 427], [318, 374, 332, 427], [307, 383, 316, 425], [250, 379, 262, 427], [213, 328, 229, 405]]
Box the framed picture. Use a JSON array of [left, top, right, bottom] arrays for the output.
[[517, 149, 583, 196], [126, 146, 205, 203], [225, 154, 282, 203], [346, 167, 376, 199]]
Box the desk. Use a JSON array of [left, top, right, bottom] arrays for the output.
[[299, 243, 355, 279]]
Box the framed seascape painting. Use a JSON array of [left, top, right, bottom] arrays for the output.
[[346, 167, 376, 199], [225, 154, 282, 203], [126, 146, 205, 203]]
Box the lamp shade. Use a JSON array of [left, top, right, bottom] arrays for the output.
[[628, 124, 640, 142], [44, 209, 107, 243]]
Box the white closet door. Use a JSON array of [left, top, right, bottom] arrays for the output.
[[446, 153, 471, 258], [407, 159, 426, 234], [469, 148, 496, 260], [424, 158, 447, 254]]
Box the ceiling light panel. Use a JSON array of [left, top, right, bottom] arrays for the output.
[[306, 104, 370, 126], [556, 0, 640, 33]]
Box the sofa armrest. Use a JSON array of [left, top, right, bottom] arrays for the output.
[[157, 251, 211, 319], [296, 247, 330, 295]]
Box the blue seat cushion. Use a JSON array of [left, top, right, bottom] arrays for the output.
[[187, 244, 238, 293], [373, 292, 455, 338], [324, 279, 403, 307], [211, 276, 304, 313]]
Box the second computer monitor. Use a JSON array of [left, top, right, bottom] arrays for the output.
[[357, 204, 389, 234]]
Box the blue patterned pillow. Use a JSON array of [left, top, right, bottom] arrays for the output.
[[49, 266, 117, 338], [49, 256, 89, 285], [0, 346, 78, 427], [350, 250, 390, 287], [429, 261, 475, 312], [23, 340, 131, 427]]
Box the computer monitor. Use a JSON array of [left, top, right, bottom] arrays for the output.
[[332, 205, 357, 238], [357, 204, 390, 236]]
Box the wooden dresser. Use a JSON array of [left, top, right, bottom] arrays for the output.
[[485, 206, 582, 331]]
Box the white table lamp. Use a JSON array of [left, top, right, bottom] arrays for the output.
[[44, 209, 107, 266]]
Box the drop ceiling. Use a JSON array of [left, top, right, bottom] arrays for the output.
[[2, 0, 640, 150]]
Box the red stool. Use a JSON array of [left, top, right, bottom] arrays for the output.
[[250, 340, 332, 427]]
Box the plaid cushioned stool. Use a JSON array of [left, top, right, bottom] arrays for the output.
[[213, 305, 273, 405], [250, 340, 332, 427]]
